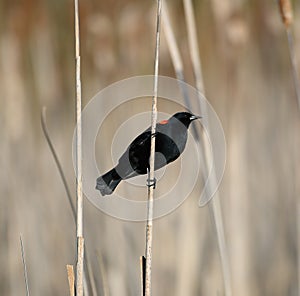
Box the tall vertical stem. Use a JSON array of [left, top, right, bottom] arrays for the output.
[[183, 0, 232, 295], [74, 0, 84, 295], [278, 1, 300, 295], [145, 1, 162, 295]]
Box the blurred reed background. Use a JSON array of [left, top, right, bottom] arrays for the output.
[[0, 0, 300, 295]]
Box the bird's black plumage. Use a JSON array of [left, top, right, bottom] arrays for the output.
[[96, 112, 200, 196]]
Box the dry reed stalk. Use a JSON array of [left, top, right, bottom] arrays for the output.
[[278, 0, 300, 110], [20, 235, 30, 296], [74, 0, 84, 294], [41, 108, 97, 295], [144, 0, 162, 295], [279, 0, 293, 28], [162, 5, 183, 77], [162, 6, 207, 294], [77, 237, 85, 296], [42, 111, 97, 295], [182, 0, 232, 295], [182, 0, 204, 93], [67, 265, 75, 296], [163, 3, 231, 295], [278, 1, 300, 295], [286, 31, 300, 109], [298, 202, 300, 296], [161, 4, 195, 117], [164, 1, 232, 293], [41, 108, 76, 217]]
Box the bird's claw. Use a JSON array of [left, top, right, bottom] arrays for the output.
[[147, 177, 157, 189]]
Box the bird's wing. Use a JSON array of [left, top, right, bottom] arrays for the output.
[[115, 130, 152, 177], [130, 130, 152, 172], [129, 130, 152, 152]]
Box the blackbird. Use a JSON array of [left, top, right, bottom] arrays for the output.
[[96, 112, 201, 196]]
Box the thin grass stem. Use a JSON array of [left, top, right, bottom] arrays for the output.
[[144, 0, 163, 295], [286, 28, 300, 111], [41, 108, 97, 295], [41, 107, 76, 218], [182, 0, 232, 295], [278, 2, 300, 295], [73, 0, 84, 294], [20, 235, 30, 296]]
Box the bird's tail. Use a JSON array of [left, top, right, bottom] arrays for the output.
[[96, 168, 122, 196]]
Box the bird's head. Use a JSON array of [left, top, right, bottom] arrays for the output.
[[171, 112, 201, 128]]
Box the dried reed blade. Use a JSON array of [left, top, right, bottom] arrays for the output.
[[67, 265, 75, 296], [279, 0, 293, 28], [182, 0, 232, 295], [20, 235, 30, 296], [162, 2, 199, 141], [286, 29, 300, 110], [278, 2, 300, 295], [41, 107, 76, 218]]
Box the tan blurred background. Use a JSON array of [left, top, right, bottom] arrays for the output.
[[1, 0, 300, 295]]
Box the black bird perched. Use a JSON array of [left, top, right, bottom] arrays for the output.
[[96, 112, 201, 196]]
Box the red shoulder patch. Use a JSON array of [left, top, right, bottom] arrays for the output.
[[159, 119, 168, 125]]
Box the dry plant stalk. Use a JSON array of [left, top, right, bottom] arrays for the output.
[[144, 0, 163, 295], [183, 0, 204, 93], [298, 203, 300, 296], [67, 265, 75, 296], [162, 5, 183, 76], [41, 107, 76, 217], [278, 1, 300, 294], [74, 0, 84, 294], [20, 235, 30, 296], [41, 108, 97, 295], [162, 4, 187, 103], [162, 3, 197, 135], [163, 1, 232, 294], [279, 0, 293, 28], [277, 0, 300, 110], [76, 237, 85, 296], [182, 0, 232, 295]]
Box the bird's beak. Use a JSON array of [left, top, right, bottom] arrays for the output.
[[190, 115, 202, 121]]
